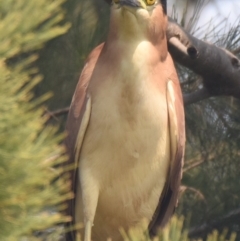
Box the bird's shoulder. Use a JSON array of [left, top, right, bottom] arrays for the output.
[[149, 53, 185, 234], [66, 42, 104, 136], [64, 43, 105, 239], [71, 43, 104, 118]]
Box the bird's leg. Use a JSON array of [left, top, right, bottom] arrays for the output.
[[84, 220, 92, 241], [82, 190, 99, 241], [80, 169, 99, 241]]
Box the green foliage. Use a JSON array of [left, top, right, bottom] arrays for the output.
[[0, 0, 71, 240], [0, 0, 70, 59], [120, 216, 236, 241]]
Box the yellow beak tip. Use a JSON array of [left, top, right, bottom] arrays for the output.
[[140, 1, 147, 9]]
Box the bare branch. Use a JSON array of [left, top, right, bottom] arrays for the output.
[[167, 18, 240, 102], [183, 160, 204, 173], [180, 185, 206, 203], [183, 87, 210, 106], [44, 107, 70, 119], [183, 150, 216, 173], [49, 107, 70, 116], [188, 207, 240, 238]]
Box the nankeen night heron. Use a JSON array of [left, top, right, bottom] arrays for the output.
[[65, 0, 185, 240]]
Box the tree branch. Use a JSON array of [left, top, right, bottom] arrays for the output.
[[49, 107, 70, 116], [44, 107, 70, 119], [167, 18, 240, 103], [180, 186, 206, 203], [183, 87, 210, 106], [188, 207, 240, 238]]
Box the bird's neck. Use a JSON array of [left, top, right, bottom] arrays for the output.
[[104, 32, 168, 64], [105, 16, 168, 62]]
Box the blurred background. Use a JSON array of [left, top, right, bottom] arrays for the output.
[[1, 0, 240, 240]]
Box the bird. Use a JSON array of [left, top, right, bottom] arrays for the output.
[[65, 0, 185, 241]]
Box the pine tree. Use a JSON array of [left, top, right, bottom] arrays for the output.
[[0, 0, 71, 240]]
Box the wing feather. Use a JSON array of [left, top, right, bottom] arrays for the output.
[[64, 43, 104, 240], [149, 67, 185, 235]]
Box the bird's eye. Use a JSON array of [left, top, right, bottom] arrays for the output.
[[145, 0, 156, 5], [113, 0, 119, 3]]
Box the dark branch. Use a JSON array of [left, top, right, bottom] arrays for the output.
[[167, 18, 240, 103], [188, 207, 240, 238], [183, 87, 210, 106], [180, 186, 206, 203], [183, 159, 204, 173], [49, 107, 70, 116], [45, 107, 70, 119]]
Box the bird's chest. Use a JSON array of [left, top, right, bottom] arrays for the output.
[[81, 45, 169, 181], [82, 78, 170, 237], [79, 47, 170, 237], [85, 67, 169, 169], [87, 69, 167, 157], [88, 41, 167, 151]]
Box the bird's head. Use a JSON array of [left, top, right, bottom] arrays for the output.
[[108, 0, 167, 45]]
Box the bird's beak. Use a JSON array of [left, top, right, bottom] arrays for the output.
[[119, 0, 146, 9]]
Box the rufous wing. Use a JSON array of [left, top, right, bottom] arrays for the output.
[[64, 43, 104, 241], [149, 72, 185, 235]]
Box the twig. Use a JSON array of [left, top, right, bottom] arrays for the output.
[[167, 18, 240, 101], [183, 160, 204, 173], [183, 87, 210, 106], [188, 207, 240, 238], [180, 185, 206, 203], [45, 107, 70, 119]]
